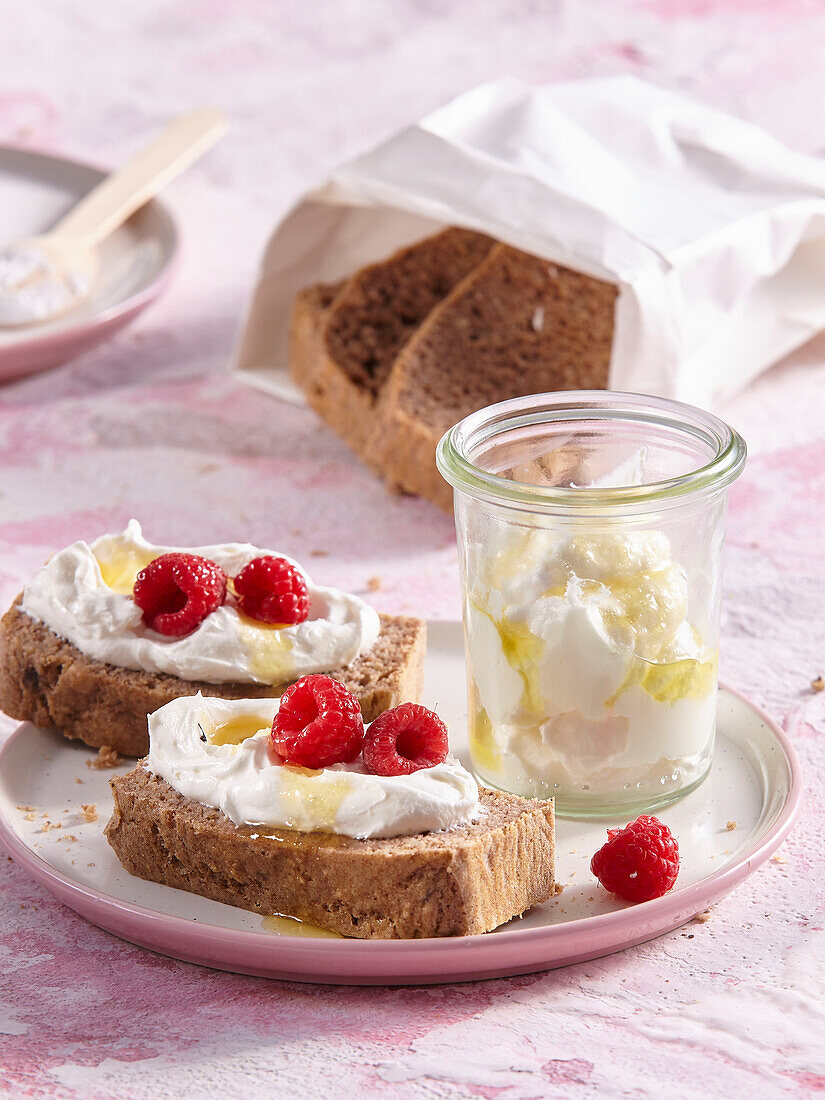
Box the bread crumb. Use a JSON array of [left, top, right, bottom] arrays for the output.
[[38, 821, 61, 833], [86, 862, 95, 868], [17, 805, 36, 813], [552, 882, 565, 895], [24, 813, 35, 822], [58, 834, 78, 843], [694, 908, 713, 923], [80, 803, 98, 824], [366, 576, 382, 592], [726, 820, 737, 831], [75, 777, 83, 785], [812, 676, 824, 693], [771, 854, 787, 864], [86, 745, 121, 769]]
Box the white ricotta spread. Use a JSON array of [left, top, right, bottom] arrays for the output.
[[145, 694, 480, 840], [20, 520, 380, 685], [464, 459, 717, 798]]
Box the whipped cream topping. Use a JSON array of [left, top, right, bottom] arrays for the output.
[[145, 695, 480, 840], [465, 457, 717, 797], [21, 521, 380, 685], [0, 244, 90, 326]]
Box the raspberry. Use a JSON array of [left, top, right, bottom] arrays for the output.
[[271, 674, 364, 768], [233, 556, 309, 625], [362, 703, 449, 776], [133, 552, 227, 637], [590, 815, 679, 903]]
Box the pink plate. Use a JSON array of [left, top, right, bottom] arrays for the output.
[[0, 623, 802, 985], [0, 146, 178, 383]]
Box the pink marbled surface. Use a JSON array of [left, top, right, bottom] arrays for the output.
[[1, 1, 824, 1097]]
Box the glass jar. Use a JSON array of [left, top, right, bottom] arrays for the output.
[[436, 391, 746, 819]]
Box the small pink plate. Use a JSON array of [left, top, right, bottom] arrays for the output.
[[0, 146, 178, 383], [0, 623, 801, 985]]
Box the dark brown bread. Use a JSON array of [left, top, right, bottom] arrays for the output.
[[0, 599, 425, 758], [290, 230, 618, 512], [289, 228, 494, 459], [324, 227, 495, 397], [365, 243, 618, 509], [105, 767, 556, 939]]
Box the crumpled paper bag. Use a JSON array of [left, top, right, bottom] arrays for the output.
[[234, 75, 825, 408]]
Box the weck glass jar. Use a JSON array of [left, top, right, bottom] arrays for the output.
[[436, 391, 746, 819]]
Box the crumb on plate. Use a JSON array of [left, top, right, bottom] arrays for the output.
[[86, 745, 121, 769]]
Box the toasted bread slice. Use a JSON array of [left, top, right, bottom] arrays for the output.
[[365, 243, 618, 510], [0, 599, 425, 758], [289, 228, 494, 459], [105, 767, 555, 939]]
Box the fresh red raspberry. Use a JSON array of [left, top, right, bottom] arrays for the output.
[[133, 552, 227, 637], [590, 815, 679, 903], [233, 556, 309, 625], [362, 703, 449, 776], [271, 674, 364, 768]]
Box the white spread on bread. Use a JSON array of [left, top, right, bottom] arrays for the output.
[[21, 521, 380, 685], [145, 694, 480, 839]]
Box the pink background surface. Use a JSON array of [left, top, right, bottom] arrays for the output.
[[1, 1, 824, 1096]]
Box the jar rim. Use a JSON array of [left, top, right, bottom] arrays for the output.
[[436, 390, 747, 514]]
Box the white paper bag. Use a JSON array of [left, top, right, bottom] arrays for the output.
[[234, 76, 825, 409]]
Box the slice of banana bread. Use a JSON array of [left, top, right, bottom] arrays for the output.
[[289, 227, 494, 459], [365, 243, 618, 510], [105, 767, 555, 939], [0, 599, 425, 758]]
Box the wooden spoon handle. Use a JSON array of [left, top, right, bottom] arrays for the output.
[[54, 109, 228, 247]]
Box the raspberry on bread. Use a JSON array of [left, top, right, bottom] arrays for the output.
[[233, 556, 309, 625], [271, 674, 364, 768], [134, 553, 227, 636], [363, 702, 448, 776]]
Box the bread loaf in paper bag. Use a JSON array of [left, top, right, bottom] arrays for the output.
[[234, 77, 825, 492]]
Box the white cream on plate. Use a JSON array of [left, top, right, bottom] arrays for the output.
[[145, 694, 480, 840], [20, 520, 380, 685], [0, 244, 90, 326]]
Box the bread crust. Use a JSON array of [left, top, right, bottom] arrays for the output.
[[105, 767, 556, 939], [288, 281, 377, 456], [0, 598, 425, 758]]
